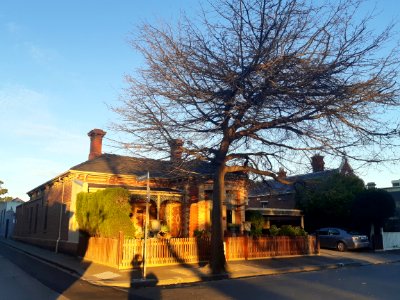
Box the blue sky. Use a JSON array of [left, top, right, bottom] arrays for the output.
[[1, 0, 399, 201]]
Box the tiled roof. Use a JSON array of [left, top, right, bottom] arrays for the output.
[[70, 153, 217, 178], [87, 182, 182, 193], [249, 169, 338, 196]]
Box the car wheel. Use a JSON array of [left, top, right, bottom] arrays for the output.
[[337, 241, 346, 252]]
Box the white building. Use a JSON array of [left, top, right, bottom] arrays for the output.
[[0, 198, 24, 238]]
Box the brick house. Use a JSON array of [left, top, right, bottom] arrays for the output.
[[14, 129, 247, 254], [247, 155, 354, 229]]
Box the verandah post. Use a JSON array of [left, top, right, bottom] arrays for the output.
[[224, 237, 229, 261], [244, 235, 249, 260]]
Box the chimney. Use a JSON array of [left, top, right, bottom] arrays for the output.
[[169, 139, 183, 162], [311, 154, 325, 173], [88, 129, 106, 160], [391, 179, 400, 187], [277, 167, 287, 179], [366, 182, 376, 189]]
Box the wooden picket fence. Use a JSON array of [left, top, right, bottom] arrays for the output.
[[225, 236, 317, 260], [81, 236, 120, 268], [81, 235, 318, 269]]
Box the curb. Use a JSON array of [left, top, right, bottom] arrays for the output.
[[3, 239, 399, 289], [99, 273, 231, 288], [127, 262, 361, 288]]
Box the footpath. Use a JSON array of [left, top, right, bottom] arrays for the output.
[[1, 238, 400, 289]]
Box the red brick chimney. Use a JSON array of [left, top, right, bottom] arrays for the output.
[[88, 129, 106, 160], [277, 167, 287, 179], [169, 139, 183, 162], [311, 154, 325, 173]]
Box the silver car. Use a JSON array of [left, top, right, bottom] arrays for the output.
[[315, 228, 370, 251]]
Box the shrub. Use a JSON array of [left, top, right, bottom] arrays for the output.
[[246, 210, 264, 237], [160, 223, 170, 234], [268, 225, 307, 237], [194, 229, 211, 238], [76, 188, 135, 238], [269, 225, 280, 236], [351, 188, 396, 233]]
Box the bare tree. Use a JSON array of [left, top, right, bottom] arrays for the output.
[[112, 0, 400, 274]]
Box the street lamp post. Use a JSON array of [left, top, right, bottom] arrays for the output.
[[141, 171, 150, 279]]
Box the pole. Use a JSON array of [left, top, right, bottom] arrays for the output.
[[142, 171, 150, 279], [55, 178, 65, 253]]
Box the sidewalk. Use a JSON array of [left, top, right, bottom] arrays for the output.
[[1, 238, 400, 288]]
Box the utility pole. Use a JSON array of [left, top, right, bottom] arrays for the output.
[[142, 171, 150, 279]]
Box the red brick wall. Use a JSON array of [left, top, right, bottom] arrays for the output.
[[14, 178, 73, 249]]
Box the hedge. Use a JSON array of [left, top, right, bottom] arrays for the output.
[[76, 188, 135, 238]]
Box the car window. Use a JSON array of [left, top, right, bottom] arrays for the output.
[[317, 230, 329, 235], [348, 231, 361, 235], [329, 229, 340, 235]]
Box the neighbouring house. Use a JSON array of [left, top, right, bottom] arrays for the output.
[[0, 198, 24, 239], [365, 180, 400, 250], [13, 129, 248, 254], [382, 179, 400, 232], [247, 155, 354, 229]]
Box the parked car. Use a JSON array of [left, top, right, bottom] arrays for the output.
[[315, 227, 370, 251]]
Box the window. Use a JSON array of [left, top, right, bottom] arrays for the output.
[[330, 229, 340, 235], [43, 202, 49, 231], [29, 207, 33, 233], [34, 204, 39, 233]]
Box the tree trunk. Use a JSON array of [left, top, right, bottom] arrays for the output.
[[210, 164, 227, 274]]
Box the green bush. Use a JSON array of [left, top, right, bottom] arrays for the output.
[[76, 188, 135, 238], [269, 225, 280, 236], [268, 225, 307, 237], [246, 211, 264, 237]]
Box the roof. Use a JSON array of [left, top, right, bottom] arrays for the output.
[[87, 183, 182, 193], [27, 153, 246, 195], [249, 169, 338, 197], [70, 153, 217, 178], [12, 198, 25, 203]]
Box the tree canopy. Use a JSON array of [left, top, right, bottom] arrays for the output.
[[296, 173, 365, 231], [351, 188, 396, 233], [113, 0, 400, 273], [0, 180, 13, 202]]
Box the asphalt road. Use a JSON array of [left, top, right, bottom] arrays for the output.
[[127, 262, 400, 300], [0, 251, 66, 300], [0, 243, 128, 299], [1, 242, 400, 300]]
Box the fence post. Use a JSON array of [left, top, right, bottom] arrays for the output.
[[315, 235, 320, 254], [308, 235, 318, 254], [117, 231, 124, 269], [224, 237, 229, 261], [244, 235, 249, 260]]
